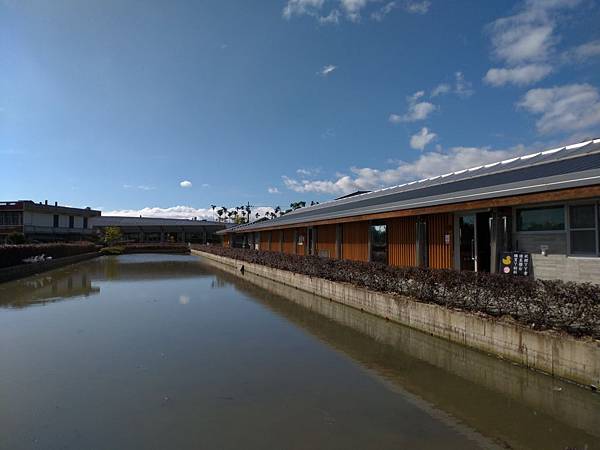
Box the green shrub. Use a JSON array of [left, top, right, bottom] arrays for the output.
[[100, 246, 126, 255]]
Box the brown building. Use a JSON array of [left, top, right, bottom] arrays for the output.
[[218, 139, 600, 284], [0, 200, 100, 242]]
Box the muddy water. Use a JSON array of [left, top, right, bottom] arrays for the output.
[[0, 254, 598, 450]]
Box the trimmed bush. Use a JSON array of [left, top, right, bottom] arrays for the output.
[[100, 246, 126, 255], [0, 242, 100, 269], [193, 246, 600, 339]]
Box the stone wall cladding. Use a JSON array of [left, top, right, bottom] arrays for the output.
[[532, 254, 600, 284], [192, 249, 600, 388]]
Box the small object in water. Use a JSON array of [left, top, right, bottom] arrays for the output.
[[552, 387, 562, 392], [240, 264, 245, 274], [591, 384, 598, 392]]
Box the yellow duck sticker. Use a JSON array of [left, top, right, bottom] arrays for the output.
[[502, 255, 512, 265]]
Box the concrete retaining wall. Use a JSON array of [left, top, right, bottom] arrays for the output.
[[192, 249, 600, 388], [0, 252, 100, 284]]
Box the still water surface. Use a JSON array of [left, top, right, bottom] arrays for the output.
[[0, 254, 599, 450]]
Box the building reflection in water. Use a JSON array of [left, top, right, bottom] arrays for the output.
[[0, 254, 212, 308]]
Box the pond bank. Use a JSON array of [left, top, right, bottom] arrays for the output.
[[192, 249, 600, 389]]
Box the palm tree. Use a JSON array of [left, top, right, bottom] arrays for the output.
[[216, 208, 224, 222], [211, 205, 217, 221]]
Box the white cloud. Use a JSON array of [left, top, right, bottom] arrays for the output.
[[201, 183, 210, 188], [432, 72, 474, 97], [318, 64, 337, 76], [389, 91, 436, 123], [282, 145, 527, 195], [410, 127, 436, 150], [518, 83, 600, 135], [102, 205, 276, 222], [403, 0, 430, 14], [484, 64, 552, 86], [562, 40, 600, 63], [431, 83, 451, 97], [179, 180, 192, 188], [371, 2, 396, 21], [484, 0, 581, 87], [283, 0, 429, 23], [123, 184, 156, 191], [268, 187, 280, 194], [283, 0, 324, 19]]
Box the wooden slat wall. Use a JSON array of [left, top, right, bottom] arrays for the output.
[[427, 213, 453, 269], [296, 228, 307, 255], [387, 217, 416, 267], [274, 230, 283, 252], [342, 222, 369, 262], [223, 235, 230, 247], [316, 224, 337, 258], [260, 231, 270, 251], [282, 229, 295, 254]]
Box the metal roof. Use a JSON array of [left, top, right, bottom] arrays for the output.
[[219, 138, 600, 234], [91, 216, 227, 228]]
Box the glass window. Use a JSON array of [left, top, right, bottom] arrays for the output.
[[569, 204, 597, 255], [517, 206, 564, 231], [53, 215, 59, 228], [370, 223, 387, 264], [570, 204, 595, 229], [69, 216, 74, 228]]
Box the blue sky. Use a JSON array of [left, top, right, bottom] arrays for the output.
[[1, 0, 600, 219]]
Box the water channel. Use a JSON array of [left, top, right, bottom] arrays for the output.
[[0, 254, 599, 449]]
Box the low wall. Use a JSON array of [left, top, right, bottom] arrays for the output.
[[192, 249, 600, 388], [0, 252, 100, 284]]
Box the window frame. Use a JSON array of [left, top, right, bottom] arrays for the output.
[[513, 200, 600, 258], [567, 202, 599, 256], [515, 205, 566, 234]]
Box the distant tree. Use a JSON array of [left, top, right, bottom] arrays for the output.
[[310, 200, 319, 206], [211, 204, 217, 220], [290, 201, 306, 211], [216, 209, 224, 222], [103, 226, 123, 245], [255, 212, 260, 219], [274, 206, 281, 216]]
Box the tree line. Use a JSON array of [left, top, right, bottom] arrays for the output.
[[210, 200, 319, 224]]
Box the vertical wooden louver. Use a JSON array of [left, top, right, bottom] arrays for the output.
[[427, 213, 453, 269], [316, 224, 337, 258], [342, 222, 369, 261], [387, 217, 417, 267]]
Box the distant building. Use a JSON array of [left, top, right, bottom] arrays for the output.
[[218, 139, 600, 284], [90, 216, 227, 244], [0, 200, 100, 243]]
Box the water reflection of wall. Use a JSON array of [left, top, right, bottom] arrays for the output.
[[209, 263, 600, 449], [2, 270, 100, 307]]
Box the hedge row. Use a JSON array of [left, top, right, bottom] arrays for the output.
[[193, 245, 600, 339], [0, 243, 100, 269]]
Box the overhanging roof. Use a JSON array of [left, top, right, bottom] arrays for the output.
[[219, 139, 600, 234]]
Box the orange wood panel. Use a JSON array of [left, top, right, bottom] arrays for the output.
[[282, 229, 295, 254], [316, 224, 337, 258], [274, 230, 283, 252], [387, 217, 416, 267], [222, 235, 230, 247], [342, 222, 369, 262], [259, 231, 271, 251], [296, 227, 307, 255], [427, 213, 453, 269]]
